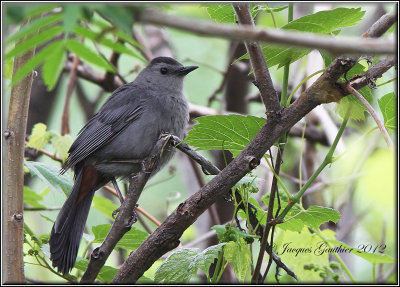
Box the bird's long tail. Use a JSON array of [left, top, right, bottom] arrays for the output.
[[49, 165, 105, 275]]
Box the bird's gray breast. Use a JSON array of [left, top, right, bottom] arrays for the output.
[[91, 92, 188, 177]]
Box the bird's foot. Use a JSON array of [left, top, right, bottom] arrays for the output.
[[112, 207, 121, 219]]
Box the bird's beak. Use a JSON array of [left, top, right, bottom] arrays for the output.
[[177, 65, 199, 76]]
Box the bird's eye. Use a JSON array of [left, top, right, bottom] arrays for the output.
[[160, 67, 168, 74]]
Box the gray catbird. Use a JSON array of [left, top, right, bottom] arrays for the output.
[[49, 57, 198, 274]]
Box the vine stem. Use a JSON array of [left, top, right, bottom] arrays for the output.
[[274, 109, 350, 224], [313, 229, 356, 282], [344, 83, 393, 149]]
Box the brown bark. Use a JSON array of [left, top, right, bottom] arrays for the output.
[[4, 29, 36, 283]]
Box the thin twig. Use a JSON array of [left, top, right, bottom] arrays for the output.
[[24, 141, 63, 163], [134, 9, 395, 55], [61, 53, 80, 135], [233, 3, 280, 113], [345, 83, 393, 149], [103, 185, 161, 227]]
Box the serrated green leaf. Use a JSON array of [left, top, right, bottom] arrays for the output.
[[10, 40, 64, 87], [92, 224, 148, 251], [378, 93, 395, 130], [202, 4, 284, 24], [154, 243, 225, 283], [51, 134, 72, 161], [336, 63, 373, 120], [223, 239, 251, 282], [62, 5, 81, 33], [24, 186, 45, 208], [65, 38, 116, 72], [24, 161, 72, 197], [92, 196, 118, 220], [237, 8, 365, 68], [75, 259, 118, 283], [6, 13, 63, 44], [5, 25, 64, 60], [184, 115, 265, 157], [26, 123, 51, 150], [42, 46, 66, 91], [293, 206, 340, 230], [73, 26, 145, 61], [202, 4, 236, 23], [277, 205, 340, 232]]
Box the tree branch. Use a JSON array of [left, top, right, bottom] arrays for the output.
[[4, 21, 36, 282], [80, 135, 171, 283], [134, 9, 395, 55]]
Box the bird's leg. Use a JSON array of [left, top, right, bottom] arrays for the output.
[[112, 178, 125, 204], [111, 178, 125, 219]]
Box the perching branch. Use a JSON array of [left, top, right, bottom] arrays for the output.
[[80, 135, 171, 283], [134, 9, 395, 55]]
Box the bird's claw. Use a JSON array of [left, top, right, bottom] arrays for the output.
[[112, 207, 120, 219]]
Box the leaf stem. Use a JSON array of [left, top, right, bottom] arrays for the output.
[[275, 111, 349, 224], [313, 229, 355, 282], [286, 69, 325, 106]]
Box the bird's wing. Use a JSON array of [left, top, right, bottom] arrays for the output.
[[61, 84, 145, 173]]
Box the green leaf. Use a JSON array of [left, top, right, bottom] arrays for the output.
[[4, 58, 13, 79], [24, 186, 45, 208], [65, 38, 116, 72], [62, 5, 82, 33], [73, 26, 145, 61], [223, 239, 252, 282], [6, 13, 63, 44], [92, 196, 118, 219], [51, 133, 72, 161], [274, 227, 332, 281], [277, 205, 340, 232], [323, 236, 395, 264], [211, 225, 259, 243], [201, 4, 236, 23], [10, 40, 64, 87], [24, 161, 72, 197], [378, 93, 395, 130], [5, 25, 64, 60], [24, 4, 59, 18], [237, 8, 365, 68], [293, 206, 340, 230], [75, 259, 118, 283], [95, 5, 136, 35], [42, 45, 66, 90], [92, 224, 148, 251], [202, 4, 285, 24], [336, 63, 373, 120], [26, 123, 52, 150], [154, 243, 225, 283], [184, 115, 265, 157]]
